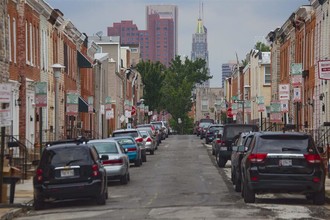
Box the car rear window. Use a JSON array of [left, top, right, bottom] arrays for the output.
[[257, 135, 312, 153], [92, 142, 118, 154], [44, 147, 92, 166], [113, 131, 138, 138], [116, 138, 135, 145], [224, 126, 257, 140]]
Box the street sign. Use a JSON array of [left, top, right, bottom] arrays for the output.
[[131, 105, 136, 116]]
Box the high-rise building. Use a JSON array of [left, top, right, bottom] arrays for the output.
[[221, 62, 235, 88], [107, 5, 177, 67], [146, 5, 178, 55], [191, 6, 209, 87]]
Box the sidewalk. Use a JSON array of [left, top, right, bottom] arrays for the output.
[[0, 178, 33, 220], [0, 177, 329, 220]]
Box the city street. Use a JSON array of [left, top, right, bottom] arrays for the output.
[[15, 135, 330, 220]]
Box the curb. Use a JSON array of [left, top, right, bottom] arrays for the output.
[[0, 201, 33, 220]]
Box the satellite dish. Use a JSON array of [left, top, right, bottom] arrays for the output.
[[95, 31, 103, 40]]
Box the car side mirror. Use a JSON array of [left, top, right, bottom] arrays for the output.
[[100, 155, 109, 160]]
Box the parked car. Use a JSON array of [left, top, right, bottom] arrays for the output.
[[240, 131, 326, 205], [112, 129, 147, 162], [215, 124, 258, 167], [230, 132, 254, 192], [111, 136, 142, 167], [88, 139, 130, 185], [139, 129, 157, 155], [33, 139, 108, 210], [137, 124, 160, 148], [205, 124, 223, 144], [199, 122, 212, 139], [151, 121, 167, 140]]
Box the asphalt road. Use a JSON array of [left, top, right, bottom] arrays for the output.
[[15, 135, 330, 220]]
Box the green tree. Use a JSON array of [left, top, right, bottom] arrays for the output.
[[254, 41, 270, 52], [136, 60, 165, 111], [161, 56, 211, 134]]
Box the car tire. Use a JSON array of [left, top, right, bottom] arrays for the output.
[[96, 192, 106, 205], [313, 187, 325, 205], [211, 148, 215, 155], [120, 172, 129, 185], [216, 153, 227, 168], [142, 154, 147, 162], [150, 149, 154, 155], [34, 196, 44, 210], [234, 176, 241, 192], [135, 159, 141, 167], [243, 181, 255, 203]]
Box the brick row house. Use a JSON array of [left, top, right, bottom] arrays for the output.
[[223, 0, 330, 143], [1, 0, 142, 176]]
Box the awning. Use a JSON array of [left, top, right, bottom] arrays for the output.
[[77, 51, 92, 68], [78, 96, 91, 112]]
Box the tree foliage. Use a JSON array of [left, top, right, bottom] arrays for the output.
[[137, 56, 211, 134], [254, 41, 270, 52], [136, 60, 165, 111]]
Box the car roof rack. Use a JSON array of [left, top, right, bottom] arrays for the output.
[[46, 136, 89, 146]]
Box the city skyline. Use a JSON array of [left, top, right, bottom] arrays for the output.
[[46, 0, 309, 87]]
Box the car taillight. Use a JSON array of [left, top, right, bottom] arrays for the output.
[[146, 137, 152, 142], [127, 147, 137, 152], [216, 140, 225, 144], [36, 168, 43, 182], [92, 164, 99, 177], [135, 137, 143, 143], [304, 154, 321, 164], [248, 153, 267, 163], [102, 158, 123, 165]]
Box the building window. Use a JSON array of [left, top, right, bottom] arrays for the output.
[[264, 66, 271, 84], [8, 15, 11, 62], [201, 99, 208, 111], [13, 18, 16, 63], [30, 23, 33, 66]]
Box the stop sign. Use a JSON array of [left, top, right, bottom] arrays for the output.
[[131, 106, 136, 116], [227, 107, 233, 118]]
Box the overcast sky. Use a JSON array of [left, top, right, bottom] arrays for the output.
[[46, 0, 310, 87]]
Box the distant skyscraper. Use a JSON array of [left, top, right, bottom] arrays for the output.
[[146, 5, 178, 55], [107, 5, 177, 67], [221, 62, 235, 88], [191, 4, 209, 87]]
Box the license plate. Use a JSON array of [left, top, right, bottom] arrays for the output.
[[279, 159, 292, 166], [61, 169, 74, 177]]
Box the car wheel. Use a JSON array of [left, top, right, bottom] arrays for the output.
[[135, 159, 141, 167], [243, 180, 255, 203], [96, 191, 106, 205], [231, 168, 235, 184], [120, 172, 129, 185], [313, 187, 325, 205], [150, 149, 154, 155], [216, 153, 227, 168], [205, 139, 209, 144], [34, 196, 44, 210], [105, 187, 109, 199], [142, 152, 147, 162], [234, 174, 241, 192], [211, 148, 215, 155]]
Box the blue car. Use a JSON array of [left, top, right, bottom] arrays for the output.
[[110, 136, 142, 167]]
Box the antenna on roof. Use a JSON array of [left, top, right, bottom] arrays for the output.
[[95, 31, 103, 40]]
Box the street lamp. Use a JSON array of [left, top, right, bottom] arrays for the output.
[[52, 64, 65, 140]]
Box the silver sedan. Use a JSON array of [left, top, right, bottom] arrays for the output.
[[88, 139, 130, 184]]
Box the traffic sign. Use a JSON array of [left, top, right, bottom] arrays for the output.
[[227, 107, 233, 118], [131, 106, 136, 116]]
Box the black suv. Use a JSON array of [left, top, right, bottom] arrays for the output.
[[241, 131, 326, 205], [33, 139, 108, 210], [216, 124, 258, 167]]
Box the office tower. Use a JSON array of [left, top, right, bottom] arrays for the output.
[[222, 62, 235, 88]]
